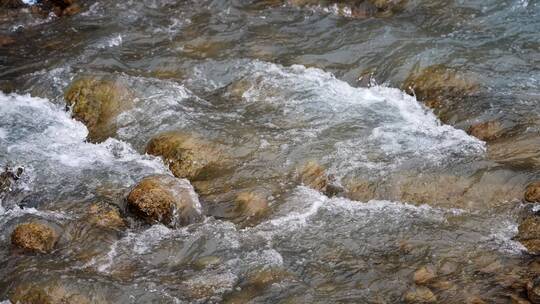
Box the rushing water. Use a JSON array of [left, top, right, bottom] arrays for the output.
[[1, 0, 540, 303]]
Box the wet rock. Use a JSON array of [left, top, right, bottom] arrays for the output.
[[10, 282, 91, 304], [371, 170, 524, 210], [296, 161, 342, 196], [64, 76, 132, 143], [402, 65, 478, 121], [11, 222, 58, 253], [525, 182, 540, 202], [404, 286, 437, 303], [528, 277, 540, 304], [234, 191, 269, 218], [516, 216, 540, 255], [468, 120, 503, 141], [146, 131, 225, 181], [345, 179, 376, 202], [86, 202, 125, 229], [413, 266, 436, 285], [127, 175, 203, 227]]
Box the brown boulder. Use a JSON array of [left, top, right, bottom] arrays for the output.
[[525, 182, 540, 202], [468, 120, 503, 141], [146, 132, 225, 181], [11, 222, 58, 253], [402, 65, 478, 120], [64, 76, 132, 143], [516, 216, 540, 255], [127, 175, 203, 227]]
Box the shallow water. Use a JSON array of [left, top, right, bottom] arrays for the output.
[[1, 0, 540, 303]]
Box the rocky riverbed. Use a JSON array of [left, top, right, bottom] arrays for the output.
[[1, 0, 540, 303]]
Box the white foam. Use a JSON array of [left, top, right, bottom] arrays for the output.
[[219, 60, 485, 175], [0, 91, 167, 177]]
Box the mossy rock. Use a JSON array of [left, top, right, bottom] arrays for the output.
[[64, 76, 132, 143], [127, 174, 203, 227], [146, 132, 225, 181], [11, 222, 58, 253]]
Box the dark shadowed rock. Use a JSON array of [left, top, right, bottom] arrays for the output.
[[127, 175, 203, 227], [528, 277, 540, 304], [11, 222, 58, 253]]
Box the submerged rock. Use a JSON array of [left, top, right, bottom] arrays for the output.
[[516, 216, 540, 255], [234, 191, 269, 218], [404, 286, 437, 303], [64, 76, 132, 143], [413, 266, 436, 285], [9, 281, 91, 304], [402, 65, 478, 121], [468, 120, 503, 142], [525, 182, 540, 202], [146, 131, 225, 181], [223, 267, 295, 303], [11, 222, 58, 253], [296, 161, 342, 196], [86, 202, 125, 229], [127, 175, 203, 227]]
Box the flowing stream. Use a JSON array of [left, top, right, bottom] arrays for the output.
[[1, 0, 540, 303]]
